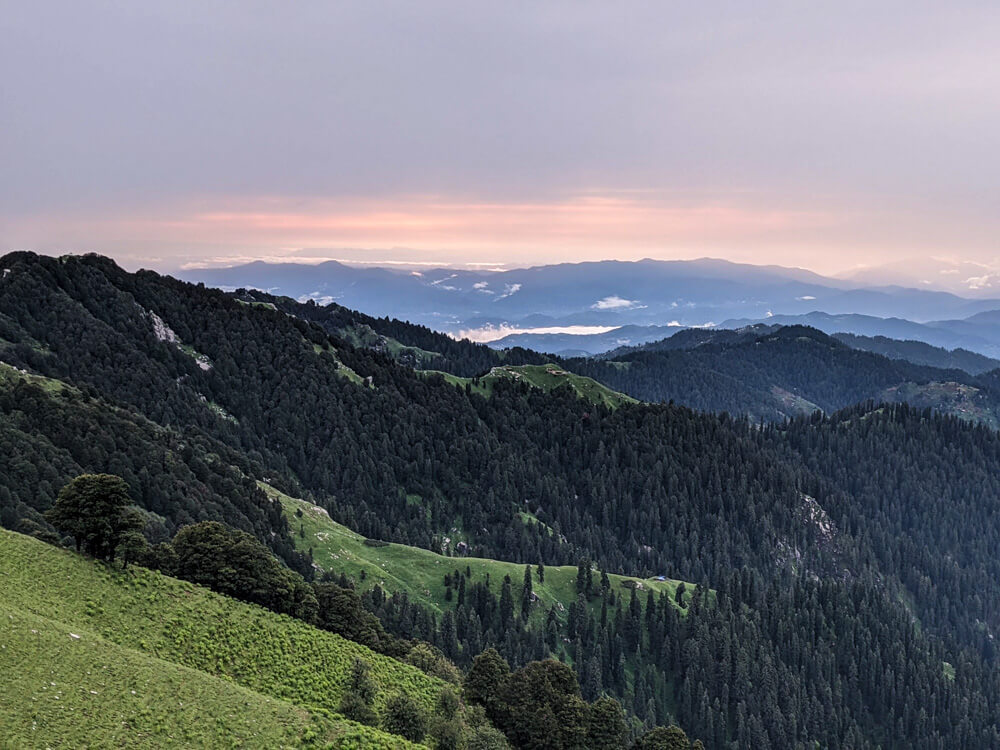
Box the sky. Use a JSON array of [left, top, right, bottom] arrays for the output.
[[2, 1, 1000, 277]]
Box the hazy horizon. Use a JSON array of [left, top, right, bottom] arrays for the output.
[[11, 248, 1000, 301]]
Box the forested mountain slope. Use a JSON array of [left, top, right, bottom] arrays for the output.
[[1, 252, 526, 557], [2, 253, 819, 575], [0, 361, 307, 572], [832, 332, 1000, 373], [773, 404, 1000, 657], [4, 253, 1000, 747], [573, 325, 1000, 424], [238, 288, 548, 376]]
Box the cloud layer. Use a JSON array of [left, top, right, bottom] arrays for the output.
[[592, 296, 644, 310]]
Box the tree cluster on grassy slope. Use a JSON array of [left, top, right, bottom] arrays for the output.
[[339, 655, 507, 747], [170, 521, 318, 620], [44, 473, 143, 561], [464, 649, 648, 750], [135, 518, 414, 658]]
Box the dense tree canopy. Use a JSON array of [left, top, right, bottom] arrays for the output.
[[171, 521, 318, 620], [464, 651, 634, 750], [44, 473, 142, 561]]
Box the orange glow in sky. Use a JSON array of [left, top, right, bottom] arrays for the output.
[[4, 193, 861, 273]]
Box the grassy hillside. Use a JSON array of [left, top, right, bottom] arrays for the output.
[[2, 608, 405, 748], [0, 529, 439, 748], [421, 363, 638, 409], [339, 323, 441, 367], [0, 359, 72, 394], [270, 483, 689, 624]]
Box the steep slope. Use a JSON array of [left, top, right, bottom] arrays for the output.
[[0, 361, 306, 572], [0, 529, 437, 748], [2, 609, 414, 749], [774, 403, 1000, 659], [0, 252, 527, 556], [832, 332, 1000, 374], [239, 288, 549, 376]]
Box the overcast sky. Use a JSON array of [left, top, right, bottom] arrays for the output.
[[2, 1, 999, 275]]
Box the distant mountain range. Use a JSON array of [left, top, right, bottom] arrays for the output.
[[718, 311, 1000, 358], [179, 257, 1000, 338], [487, 324, 688, 355], [834, 257, 1000, 297]]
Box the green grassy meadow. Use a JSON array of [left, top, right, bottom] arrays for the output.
[[0, 529, 437, 748], [0, 360, 72, 394], [419, 362, 638, 409], [269, 483, 689, 627]]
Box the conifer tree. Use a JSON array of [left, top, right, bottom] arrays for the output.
[[520, 565, 533, 621], [499, 575, 514, 626]]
